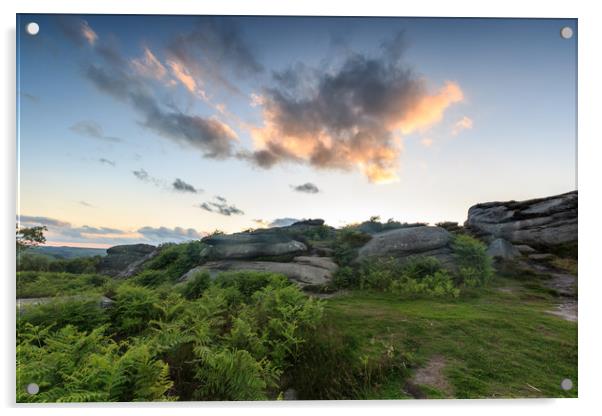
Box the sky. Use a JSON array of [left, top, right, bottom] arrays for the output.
[[16, 15, 577, 248]]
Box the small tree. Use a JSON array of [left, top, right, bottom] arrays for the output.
[[16, 224, 47, 253]]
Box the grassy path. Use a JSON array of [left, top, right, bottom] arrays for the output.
[[323, 275, 577, 399]]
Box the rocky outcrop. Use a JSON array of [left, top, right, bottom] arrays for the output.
[[465, 191, 577, 247], [201, 232, 307, 260], [357, 226, 455, 267], [487, 238, 521, 260], [97, 244, 157, 277], [179, 256, 338, 288]]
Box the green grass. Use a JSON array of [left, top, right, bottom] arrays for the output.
[[323, 275, 577, 399], [17, 271, 109, 298]]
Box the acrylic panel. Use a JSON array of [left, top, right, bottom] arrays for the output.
[[16, 14, 577, 402]]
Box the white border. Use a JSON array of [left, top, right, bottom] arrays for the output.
[[2, 1, 601, 415]]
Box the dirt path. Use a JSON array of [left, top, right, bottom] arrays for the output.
[[408, 355, 453, 398]]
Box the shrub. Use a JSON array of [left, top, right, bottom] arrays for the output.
[[391, 269, 460, 298], [111, 285, 161, 334], [179, 271, 212, 300], [17, 271, 108, 298], [144, 241, 205, 281], [451, 235, 493, 286]]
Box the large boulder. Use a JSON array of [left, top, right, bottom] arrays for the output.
[[466, 191, 577, 247], [487, 238, 520, 260], [201, 230, 308, 260], [97, 244, 157, 277], [357, 226, 455, 267], [179, 256, 338, 288]]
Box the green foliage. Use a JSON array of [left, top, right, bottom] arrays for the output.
[[17, 271, 108, 298], [213, 271, 290, 301], [391, 270, 460, 298], [332, 226, 372, 266], [132, 270, 170, 287], [144, 241, 205, 281], [451, 235, 494, 287], [16, 225, 47, 253], [111, 285, 162, 334], [17, 324, 172, 402], [179, 271, 212, 300], [17, 253, 101, 273], [18, 297, 109, 333]]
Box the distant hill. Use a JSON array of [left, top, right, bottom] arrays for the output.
[[28, 246, 107, 260]]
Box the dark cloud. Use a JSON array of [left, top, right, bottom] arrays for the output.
[[166, 16, 263, 93], [85, 63, 237, 159], [79, 201, 94, 207], [292, 182, 320, 194], [132, 168, 150, 181], [99, 158, 116, 167], [173, 178, 199, 193], [22, 92, 39, 102], [70, 120, 122, 143], [137, 226, 204, 243], [55, 16, 97, 47], [249, 32, 464, 182], [198, 196, 244, 216], [268, 218, 301, 227], [18, 215, 126, 241]]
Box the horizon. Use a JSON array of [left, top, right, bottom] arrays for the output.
[[17, 15, 577, 248]]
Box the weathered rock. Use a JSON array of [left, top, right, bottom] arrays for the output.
[[487, 238, 521, 260], [293, 256, 338, 273], [515, 244, 537, 254], [465, 191, 577, 247], [180, 256, 337, 288], [357, 226, 455, 267], [201, 230, 308, 260], [97, 244, 157, 277], [528, 253, 555, 261]]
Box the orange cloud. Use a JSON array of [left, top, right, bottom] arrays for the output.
[[81, 21, 98, 46], [452, 116, 474, 135], [420, 137, 434, 147], [167, 59, 207, 100], [397, 82, 464, 135], [131, 47, 167, 80]]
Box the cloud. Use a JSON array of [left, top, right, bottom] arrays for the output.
[[17, 215, 205, 246], [131, 168, 164, 188], [198, 196, 244, 216], [99, 158, 116, 167], [56, 17, 98, 47], [131, 47, 168, 80], [166, 17, 263, 95], [292, 182, 320, 194], [85, 63, 237, 159], [452, 116, 473, 135], [70, 120, 122, 143], [137, 226, 204, 243], [79, 201, 94, 207], [420, 137, 434, 148], [173, 178, 200, 193], [247, 33, 463, 183]]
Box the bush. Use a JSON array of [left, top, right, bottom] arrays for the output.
[[17, 271, 108, 299], [179, 271, 212, 300], [451, 235, 493, 286], [144, 241, 205, 281], [391, 269, 460, 298], [111, 285, 162, 334]]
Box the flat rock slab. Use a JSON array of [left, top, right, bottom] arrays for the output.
[[201, 232, 308, 260], [546, 300, 578, 322]]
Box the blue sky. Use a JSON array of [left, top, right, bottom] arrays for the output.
[[16, 15, 577, 247]]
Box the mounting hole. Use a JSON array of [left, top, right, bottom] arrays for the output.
[[560, 378, 573, 391], [25, 22, 39, 36], [26, 383, 39, 395], [560, 26, 573, 40]]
